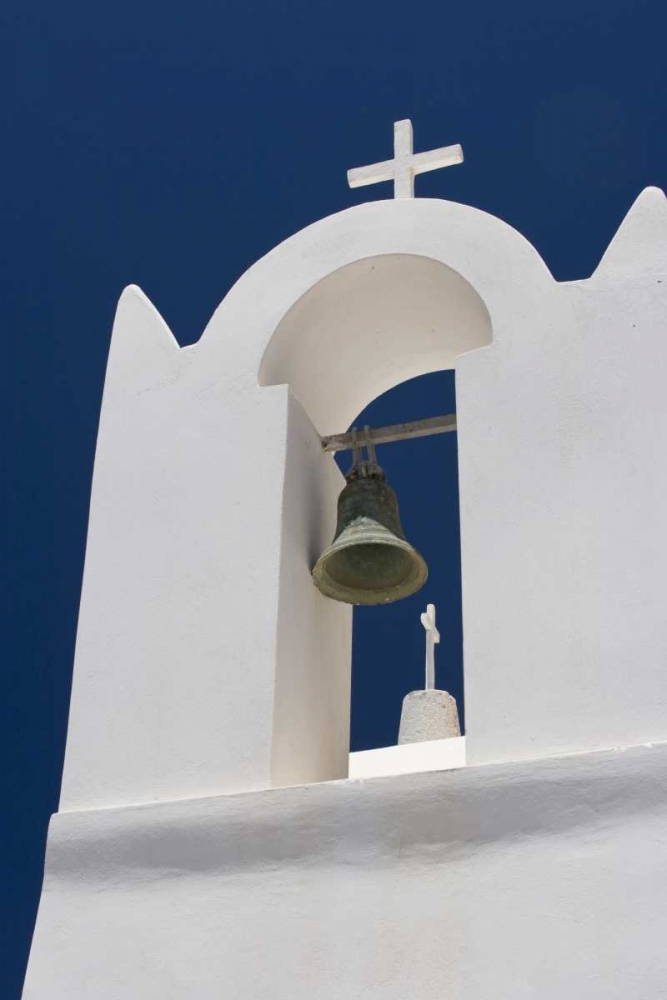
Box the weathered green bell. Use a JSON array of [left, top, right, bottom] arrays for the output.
[[312, 457, 428, 605]]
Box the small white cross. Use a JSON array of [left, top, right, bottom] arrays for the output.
[[420, 603, 440, 690], [347, 119, 463, 200]]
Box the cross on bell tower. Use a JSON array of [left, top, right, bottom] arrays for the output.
[[398, 603, 461, 745], [347, 119, 464, 199], [421, 603, 440, 690]]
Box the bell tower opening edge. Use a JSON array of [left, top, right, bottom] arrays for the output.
[[261, 253, 492, 784]]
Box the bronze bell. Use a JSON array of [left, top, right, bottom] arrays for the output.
[[313, 436, 428, 605]]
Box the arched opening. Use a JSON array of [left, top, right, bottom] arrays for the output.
[[338, 370, 462, 753], [260, 253, 493, 435], [261, 253, 492, 783]]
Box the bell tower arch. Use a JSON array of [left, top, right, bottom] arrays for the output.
[[258, 252, 492, 785], [259, 253, 492, 434]]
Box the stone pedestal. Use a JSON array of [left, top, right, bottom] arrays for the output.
[[398, 690, 461, 745]]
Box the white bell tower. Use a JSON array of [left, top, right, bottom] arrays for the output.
[[23, 121, 667, 999]]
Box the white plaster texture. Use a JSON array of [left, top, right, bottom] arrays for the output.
[[398, 689, 461, 743], [58, 189, 667, 813], [459, 187, 667, 765], [25, 742, 667, 999]]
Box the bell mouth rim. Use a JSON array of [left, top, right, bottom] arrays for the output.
[[312, 518, 428, 606]]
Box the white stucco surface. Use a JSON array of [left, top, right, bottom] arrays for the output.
[[460, 186, 667, 765], [57, 189, 667, 812], [25, 741, 667, 998]]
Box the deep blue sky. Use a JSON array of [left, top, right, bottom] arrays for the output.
[[2, 0, 666, 994]]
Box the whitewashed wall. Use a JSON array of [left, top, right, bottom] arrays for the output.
[[460, 187, 667, 763]]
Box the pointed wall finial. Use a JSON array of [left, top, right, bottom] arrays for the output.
[[593, 187, 667, 280], [103, 285, 186, 404]]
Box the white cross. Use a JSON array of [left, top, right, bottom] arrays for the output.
[[420, 603, 440, 690], [347, 119, 463, 200]]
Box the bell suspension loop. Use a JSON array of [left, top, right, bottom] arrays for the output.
[[346, 425, 383, 482]]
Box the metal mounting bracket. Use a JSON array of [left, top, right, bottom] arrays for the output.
[[321, 414, 457, 453]]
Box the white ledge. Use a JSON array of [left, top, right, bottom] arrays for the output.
[[44, 740, 667, 885], [349, 736, 466, 779]]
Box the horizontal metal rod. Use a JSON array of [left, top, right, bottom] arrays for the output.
[[321, 414, 457, 453]]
